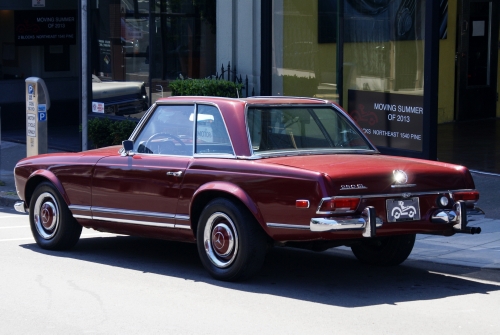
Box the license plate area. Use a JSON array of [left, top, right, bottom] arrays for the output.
[[386, 197, 421, 222]]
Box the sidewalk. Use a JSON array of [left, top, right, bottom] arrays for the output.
[[1, 141, 499, 269]]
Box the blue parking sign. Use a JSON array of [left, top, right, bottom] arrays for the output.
[[38, 104, 47, 121]]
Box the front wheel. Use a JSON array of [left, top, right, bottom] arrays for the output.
[[350, 234, 415, 266], [197, 198, 268, 281], [29, 182, 82, 250]]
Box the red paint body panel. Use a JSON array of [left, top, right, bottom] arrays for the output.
[[14, 97, 480, 245]]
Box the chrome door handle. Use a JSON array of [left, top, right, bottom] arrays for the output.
[[166, 171, 183, 177]]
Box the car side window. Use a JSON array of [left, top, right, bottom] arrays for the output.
[[134, 105, 195, 155], [195, 105, 234, 155]]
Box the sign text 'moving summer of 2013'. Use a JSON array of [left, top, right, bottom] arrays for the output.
[[347, 90, 424, 152]]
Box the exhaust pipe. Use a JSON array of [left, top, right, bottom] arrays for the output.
[[454, 226, 481, 234]]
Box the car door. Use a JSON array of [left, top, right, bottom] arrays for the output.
[[91, 104, 195, 229]]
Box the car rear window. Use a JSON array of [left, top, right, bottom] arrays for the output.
[[247, 107, 371, 153]]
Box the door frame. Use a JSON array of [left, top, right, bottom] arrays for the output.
[[455, 0, 499, 121]]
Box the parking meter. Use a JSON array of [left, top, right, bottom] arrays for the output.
[[25, 77, 50, 157]]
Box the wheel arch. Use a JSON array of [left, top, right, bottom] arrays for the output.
[[24, 170, 69, 208], [190, 182, 267, 239]]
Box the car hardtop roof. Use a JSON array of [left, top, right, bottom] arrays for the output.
[[156, 96, 334, 106]]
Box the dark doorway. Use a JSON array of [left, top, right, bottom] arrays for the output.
[[455, 0, 499, 120]]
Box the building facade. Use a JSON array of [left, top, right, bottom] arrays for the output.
[[0, 0, 498, 157]]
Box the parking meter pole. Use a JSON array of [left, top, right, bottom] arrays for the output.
[[25, 77, 50, 157]]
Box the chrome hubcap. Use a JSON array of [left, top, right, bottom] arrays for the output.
[[203, 212, 238, 268], [33, 192, 60, 239]]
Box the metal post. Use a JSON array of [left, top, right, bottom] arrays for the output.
[[423, 0, 440, 160], [337, 0, 344, 107], [80, 0, 88, 151]]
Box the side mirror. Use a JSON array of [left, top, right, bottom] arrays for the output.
[[121, 140, 135, 156]]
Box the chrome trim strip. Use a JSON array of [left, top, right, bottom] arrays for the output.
[[68, 205, 91, 212], [92, 207, 176, 219], [193, 154, 236, 159], [67, 205, 192, 229], [73, 214, 93, 220], [358, 189, 478, 199], [93, 216, 176, 228], [246, 96, 330, 103], [174, 224, 191, 230], [391, 184, 417, 188], [266, 222, 310, 230]]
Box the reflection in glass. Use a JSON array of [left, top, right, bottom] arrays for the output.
[[91, 0, 216, 118], [272, 0, 338, 101]]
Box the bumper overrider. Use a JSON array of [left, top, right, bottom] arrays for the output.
[[14, 201, 28, 214], [310, 201, 484, 237]]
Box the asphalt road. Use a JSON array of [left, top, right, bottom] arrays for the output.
[[1, 206, 500, 334]]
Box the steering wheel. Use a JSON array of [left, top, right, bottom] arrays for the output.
[[144, 132, 185, 154]]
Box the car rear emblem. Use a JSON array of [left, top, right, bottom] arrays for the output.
[[340, 184, 367, 190]]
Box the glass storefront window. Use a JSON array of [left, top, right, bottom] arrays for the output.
[[271, 0, 338, 102], [90, 0, 216, 119], [343, 0, 425, 152]]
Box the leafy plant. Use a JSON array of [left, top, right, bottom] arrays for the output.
[[169, 78, 243, 98], [86, 117, 138, 149]]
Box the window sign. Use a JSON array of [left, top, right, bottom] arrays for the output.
[[348, 90, 424, 152], [15, 10, 77, 46]]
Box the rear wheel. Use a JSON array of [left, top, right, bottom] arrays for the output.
[[197, 198, 268, 281], [29, 182, 82, 250], [351, 234, 415, 266]]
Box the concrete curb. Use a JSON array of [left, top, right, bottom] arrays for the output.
[[0, 194, 19, 209]]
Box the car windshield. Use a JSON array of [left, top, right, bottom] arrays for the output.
[[247, 106, 372, 154]]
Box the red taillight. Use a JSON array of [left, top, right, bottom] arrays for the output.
[[296, 200, 310, 208], [452, 191, 479, 202], [319, 197, 360, 213]]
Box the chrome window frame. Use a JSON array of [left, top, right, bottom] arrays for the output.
[[193, 102, 236, 158]]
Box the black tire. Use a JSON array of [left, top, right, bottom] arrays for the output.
[[29, 182, 82, 250], [196, 198, 268, 281], [351, 234, 416, 266]]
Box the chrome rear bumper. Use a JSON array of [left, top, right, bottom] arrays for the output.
[[311, 201, 484, 237], [431, 201, 484, 234], [310, 207, 383, 238], [14, 201, 28, 214]]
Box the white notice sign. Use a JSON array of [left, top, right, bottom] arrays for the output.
[[27, 113, 37, 137], [92, 101, 105, 113]]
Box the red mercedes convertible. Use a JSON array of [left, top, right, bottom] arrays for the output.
[[14, 96, 484, 281]]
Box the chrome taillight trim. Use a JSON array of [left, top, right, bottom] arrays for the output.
[[316, 196, 361, 215]]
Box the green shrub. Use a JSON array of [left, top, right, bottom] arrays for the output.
[[86, 117, 138, 148], [169, 78, 243, 98]]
